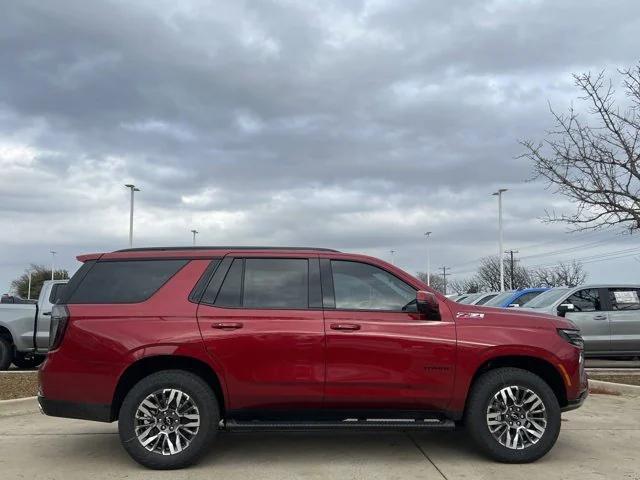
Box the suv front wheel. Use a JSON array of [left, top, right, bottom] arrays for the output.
[[118, 370, 219, 469], [465, 367, 561, 463]]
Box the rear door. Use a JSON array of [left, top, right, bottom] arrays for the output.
[[563, 288, 611, 355], [196, 254, 325, 414], [606, 287, 640, 355], [321, 258, 456, 411]]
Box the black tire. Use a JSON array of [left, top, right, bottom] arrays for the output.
[[118, 370, 219, 469], [0, 337, 13, 371], [465, 367, 561, 463], [12, 352, 45, 369]]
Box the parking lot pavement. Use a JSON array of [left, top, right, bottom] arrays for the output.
[[0, 394, 638, 480]]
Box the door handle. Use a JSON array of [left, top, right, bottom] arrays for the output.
[[593, 314, 607, 321], [212, 322, 244, 330], [330, 323, 361, 331], [42, 312, 51, 316]]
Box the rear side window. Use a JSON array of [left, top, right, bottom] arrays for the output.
[[563, 288, 601, 312], [608, 288, 640, 311], [67, 260, 188, 304], [207, 258, 310, 309]]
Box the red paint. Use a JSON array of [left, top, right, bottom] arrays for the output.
[[39, 248, 587, 421]]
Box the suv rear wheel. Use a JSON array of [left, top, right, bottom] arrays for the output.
[[118, 370, 219, 469], [465, 367, 561, 463]]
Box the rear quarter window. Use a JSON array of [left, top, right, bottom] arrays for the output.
[[67, 259, 188, 304]]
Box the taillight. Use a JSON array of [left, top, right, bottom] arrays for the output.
[[49, 304, 69, 350]]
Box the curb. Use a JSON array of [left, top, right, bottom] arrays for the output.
[[0, 396, 39, 417], [589, 379, 640, 397]]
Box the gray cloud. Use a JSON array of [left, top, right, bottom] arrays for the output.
[[1, 0, 640, 291]]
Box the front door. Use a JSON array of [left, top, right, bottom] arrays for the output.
[[563, 288, 611, 355], [606, 287, 640, 355], [197, 255, 325, 414], [321, 258, 456, 412]]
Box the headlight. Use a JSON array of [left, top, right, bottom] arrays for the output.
[[557, 328, 584, 349]]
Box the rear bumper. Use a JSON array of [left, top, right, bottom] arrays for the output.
[[561, 388, 588, 413], [38, 395, 112, 423]]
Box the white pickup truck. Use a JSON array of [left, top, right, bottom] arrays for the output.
[[0, 280, 68, 370]]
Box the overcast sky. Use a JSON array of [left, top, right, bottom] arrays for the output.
[[2, 0, 640, 293]]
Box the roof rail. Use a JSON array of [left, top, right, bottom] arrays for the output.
[[115, 246, 340, 253]]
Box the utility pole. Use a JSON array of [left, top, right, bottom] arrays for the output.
[[50, 251, 57, 280], [441, 266, 449, 295], [124, 184, 141, 247], [505, 249, 519, 289], [191, 229, 199, 246], [424, 231, 432, 286], [390, 250, 396, 265], [492, 188, 508, 291]]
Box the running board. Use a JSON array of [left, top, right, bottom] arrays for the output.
[[224, 418, 455, 432]]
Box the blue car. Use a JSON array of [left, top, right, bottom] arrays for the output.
[[482, 288, 549, 308]]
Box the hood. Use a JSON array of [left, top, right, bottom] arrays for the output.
[[449, 301, 577, 331]]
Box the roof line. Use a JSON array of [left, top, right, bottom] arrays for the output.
[[115, 246, 340, 253]]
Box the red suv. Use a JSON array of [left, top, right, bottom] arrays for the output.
[[39, 247, 587, 469]]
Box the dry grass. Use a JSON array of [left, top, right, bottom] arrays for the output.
[[0, 372, 38, 400]]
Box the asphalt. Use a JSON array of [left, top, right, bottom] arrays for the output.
[[0, 393, 638, 480]]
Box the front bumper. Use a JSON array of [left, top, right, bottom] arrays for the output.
[[38, 395, 112, 423], [561, 388, 588, 412]]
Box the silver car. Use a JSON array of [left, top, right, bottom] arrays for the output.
[[521, 284, 640, 357], [457, 292, 499, 305]]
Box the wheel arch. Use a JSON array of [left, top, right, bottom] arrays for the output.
[[466, 355, 568, 410], [111, 355, 226, 421]]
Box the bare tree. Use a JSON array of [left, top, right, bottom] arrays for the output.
[[521, 64, 640, 232], [448, 277, 482, 295], [475, 255, 532, 291], [416, 272, 447, 294], [532, 261, 588, 287]]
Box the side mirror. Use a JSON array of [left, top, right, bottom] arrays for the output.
[[416, 290, 441, 320], [557, 303, 575, 317], [508, 303, 520, 308]]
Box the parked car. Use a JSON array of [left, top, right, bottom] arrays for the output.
[[458, 292, 500, 305], [0, 280, 68, 370], [521, 284, 640, 357], [39, 246, 587, 469], [483, 288, 548, 308]]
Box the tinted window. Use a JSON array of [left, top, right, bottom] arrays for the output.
[[214, 259, 243, 307], [49, 284, 66, 304], [331, 260, 415, 311], [564, 288, 601, 312], [68, 260, 187, 304], [243, 258, 308, 308], [608, 288, 640, 311], [512, 291, 542, 306]]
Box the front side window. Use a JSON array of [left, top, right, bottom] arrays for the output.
[[331, 260, 415, 311], [67, 259, 188, 304], [563, 288, 601, 312], [608, 288, 640, 311], [211, 258, 309, 309]]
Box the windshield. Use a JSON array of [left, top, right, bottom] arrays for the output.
[[483, 290, 515, 306], [522, 288, 570, 308]]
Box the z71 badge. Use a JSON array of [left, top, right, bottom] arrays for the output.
[[456, 312, 485, 319]]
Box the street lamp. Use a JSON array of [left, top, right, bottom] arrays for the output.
[[390, 250, 396, 265], [191, 229, 199, 246], [27, 269, 33, 300], [124, 184, 141, 248], [50, 251, 57, 281], [492, 188, 508, 292], [424, 231, 432, 286]]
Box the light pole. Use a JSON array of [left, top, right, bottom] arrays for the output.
[[424, 231, 432, 286], [492, 189, 508, 291], [50, 251, 57, 280], [27, 270, 32, 300], [191, 229, 199, 246], [124, 184, 141, 247], [390, 250, 396, 265]]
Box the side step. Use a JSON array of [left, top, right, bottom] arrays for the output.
[[224, 418, 455, 432]]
